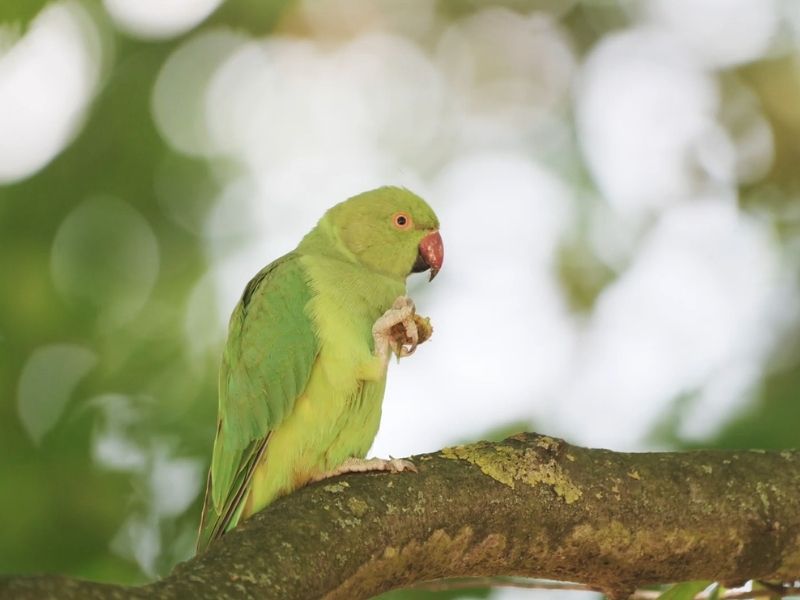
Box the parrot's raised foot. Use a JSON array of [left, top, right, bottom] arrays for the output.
[[311, 457, 417, 482], [391, 314, 433, 350], [373, 295, 419, 361]]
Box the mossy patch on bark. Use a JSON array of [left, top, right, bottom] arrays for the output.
[[442, 441, 582, 503]]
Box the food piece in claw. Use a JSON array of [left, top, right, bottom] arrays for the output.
[[390, 314, 433, 356]]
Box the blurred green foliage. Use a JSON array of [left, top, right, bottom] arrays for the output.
[[0, 0, 296, 583], [655, 581, 712, 600], [0, 0, 51, 29]]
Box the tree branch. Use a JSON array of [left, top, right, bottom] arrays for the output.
[[3, 433, 799, 600]]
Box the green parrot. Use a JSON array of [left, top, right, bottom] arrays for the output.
[[196, 186, 443, 552]]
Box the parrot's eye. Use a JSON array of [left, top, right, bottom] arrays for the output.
[[392, 212, 413, 230]]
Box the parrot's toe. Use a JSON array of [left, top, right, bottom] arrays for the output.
[[373, 296, 432, 361], [391, 295, 415, 311], [310, 457, 418, 482], [386, 457, 417, 473], [373, 295, 420, 361]]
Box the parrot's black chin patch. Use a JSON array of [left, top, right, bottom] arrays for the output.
[[411, 251, 430, 274], [411, 249, 440, 281]]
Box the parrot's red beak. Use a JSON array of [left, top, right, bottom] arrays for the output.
[[413, 230, 444, 281]]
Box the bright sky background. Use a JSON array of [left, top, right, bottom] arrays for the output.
[[4, 0, 800, 594]]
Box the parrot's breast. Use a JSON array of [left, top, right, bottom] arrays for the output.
[[244, 255, 403, 514]]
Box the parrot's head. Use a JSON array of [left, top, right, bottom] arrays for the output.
[[325, 186, 443, 281]]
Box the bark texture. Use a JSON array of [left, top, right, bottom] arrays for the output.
[[2, 433, 799, 600]]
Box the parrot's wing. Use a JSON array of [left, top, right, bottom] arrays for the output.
[[197, 253, 319, 551]]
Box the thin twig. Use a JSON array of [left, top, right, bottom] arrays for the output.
[[411, 577, 800, 599], [411, 577, 600, 593]]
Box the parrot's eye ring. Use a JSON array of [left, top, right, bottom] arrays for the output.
[[392, 212, 413, 230]]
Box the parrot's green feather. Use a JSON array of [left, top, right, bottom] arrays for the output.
[[198, 434, 269, 547], [222, 255, 319, 450], [198, 253, 319, 548], [197, 186, 439, 553]]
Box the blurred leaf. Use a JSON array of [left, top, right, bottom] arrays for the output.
[[710, 360, 800, 450], [656, 581, 712, 600], [0, 0, 50, 28], [556, 234, 617, 314], [562, 1, 635, 55], [476, 420, 532, 443], [740, 56, 800, 186], [17, 344, 97, 445], [646, 390, 700, 449]]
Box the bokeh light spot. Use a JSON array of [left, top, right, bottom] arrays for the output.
[[152, 29, 247, 157], [149, 445, 203, 518], [577, 29, 723, 219], [51, 196, 160, 329], [642, 0, 778, 68], [91, 393, 148, 471], [103, 0, 223, 40], [0, 1, 101, 184], [17, 344, 97, 445]]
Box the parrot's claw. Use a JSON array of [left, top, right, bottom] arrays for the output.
[[373, 295, 419, 363], [310, 457, 417, 482], [386, 456, 418, 473], [392, 295, 414, 311]]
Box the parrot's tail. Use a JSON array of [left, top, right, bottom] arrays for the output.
[[195, 472, 218, 553], [195, 435, 271, 554]]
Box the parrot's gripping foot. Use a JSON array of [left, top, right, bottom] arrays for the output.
[[310, 457, 417, 482], [373, 295, 419, 362]]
